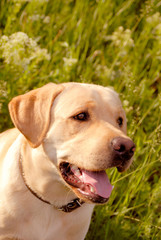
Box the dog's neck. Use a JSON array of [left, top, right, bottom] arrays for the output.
[[20, 140, 78, 209]]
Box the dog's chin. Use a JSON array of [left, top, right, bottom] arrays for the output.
[[117, 166, 127, 172], [59, 162, 113, 204], [116, 158, 133, 172]]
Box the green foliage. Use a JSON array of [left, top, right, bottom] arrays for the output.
[[0, 0, 160, 239]]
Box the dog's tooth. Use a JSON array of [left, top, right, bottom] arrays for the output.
[[75, 169, 81, 176], [71, 165, 78, 172], [71, 165, 81, 176], [90, 185, 95, 193]]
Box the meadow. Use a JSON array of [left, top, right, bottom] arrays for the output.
[[0, 0, 161, 239]]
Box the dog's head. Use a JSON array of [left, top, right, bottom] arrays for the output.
[[9, 82, 135, 204]]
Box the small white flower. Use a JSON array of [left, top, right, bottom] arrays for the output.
[[60, 42, 69, 48], [63, 57, 78, 67], [0, 32, 51, 70], [123, 100, 129, 107], [29, 14, 41, 21], [146, 12, 161, 24], [0, 35, 9, 44], [43, 16, 50, 24], [111, 26, 134, 48]]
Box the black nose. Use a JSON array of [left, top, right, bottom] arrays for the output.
[[111, 137, 135, 160]]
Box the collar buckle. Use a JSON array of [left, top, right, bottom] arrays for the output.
[[58, 198, 84, 213]]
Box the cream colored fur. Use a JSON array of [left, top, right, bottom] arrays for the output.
[[0, 82, 133, 240]]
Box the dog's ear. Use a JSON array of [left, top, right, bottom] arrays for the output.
[[9, 83, 64, 148]]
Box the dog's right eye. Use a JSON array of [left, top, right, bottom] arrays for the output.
[[73, 112, 89, 121]]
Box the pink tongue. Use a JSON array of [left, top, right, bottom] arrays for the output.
[[81, 170, 113, 198]]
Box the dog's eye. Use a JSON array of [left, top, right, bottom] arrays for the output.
[[73, 112, 89, 121], [117, 117, 123, 127]]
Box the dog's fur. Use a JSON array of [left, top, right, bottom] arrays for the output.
[[0, 82, 134, 240]]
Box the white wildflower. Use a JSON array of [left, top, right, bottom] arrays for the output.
[[111, 26, 134, 48], [29, 14, 50, 23], [146, 12, 161, 24], [0, 35, 9, 43], [29, 14, 42, 21], [28, 14, 50, 24], [123, 100, 129, 107], [43, 16, 50, 24], [60, 42, 69, 48], [0, 81, 7, 98], [0, 32, 50, 70], [63, 57, 78, 67], [123, 100, 133, 113], [155, 23, 161, 35], [146, 12, 161, 38]]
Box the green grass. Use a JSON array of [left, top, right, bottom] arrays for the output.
[[0, 0, 161, 239]]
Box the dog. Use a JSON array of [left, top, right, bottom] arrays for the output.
[[0, 82, 135, 240]]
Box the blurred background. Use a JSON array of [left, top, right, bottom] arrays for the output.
[[0, 0, 161, 239]]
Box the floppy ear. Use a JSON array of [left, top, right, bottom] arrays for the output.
[[8, 83, 64, 148]]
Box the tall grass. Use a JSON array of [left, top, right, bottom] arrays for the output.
[[0, 0, 161, 239]]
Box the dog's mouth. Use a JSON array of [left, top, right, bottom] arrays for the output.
[[59, 162, 113, 204]]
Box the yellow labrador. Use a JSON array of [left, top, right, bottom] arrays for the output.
[[0, 82, 135, 240]]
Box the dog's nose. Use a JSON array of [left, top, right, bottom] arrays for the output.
[[111, 137, 135, 160]]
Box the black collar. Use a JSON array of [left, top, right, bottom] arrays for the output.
[[19, 155, 84, 213]]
